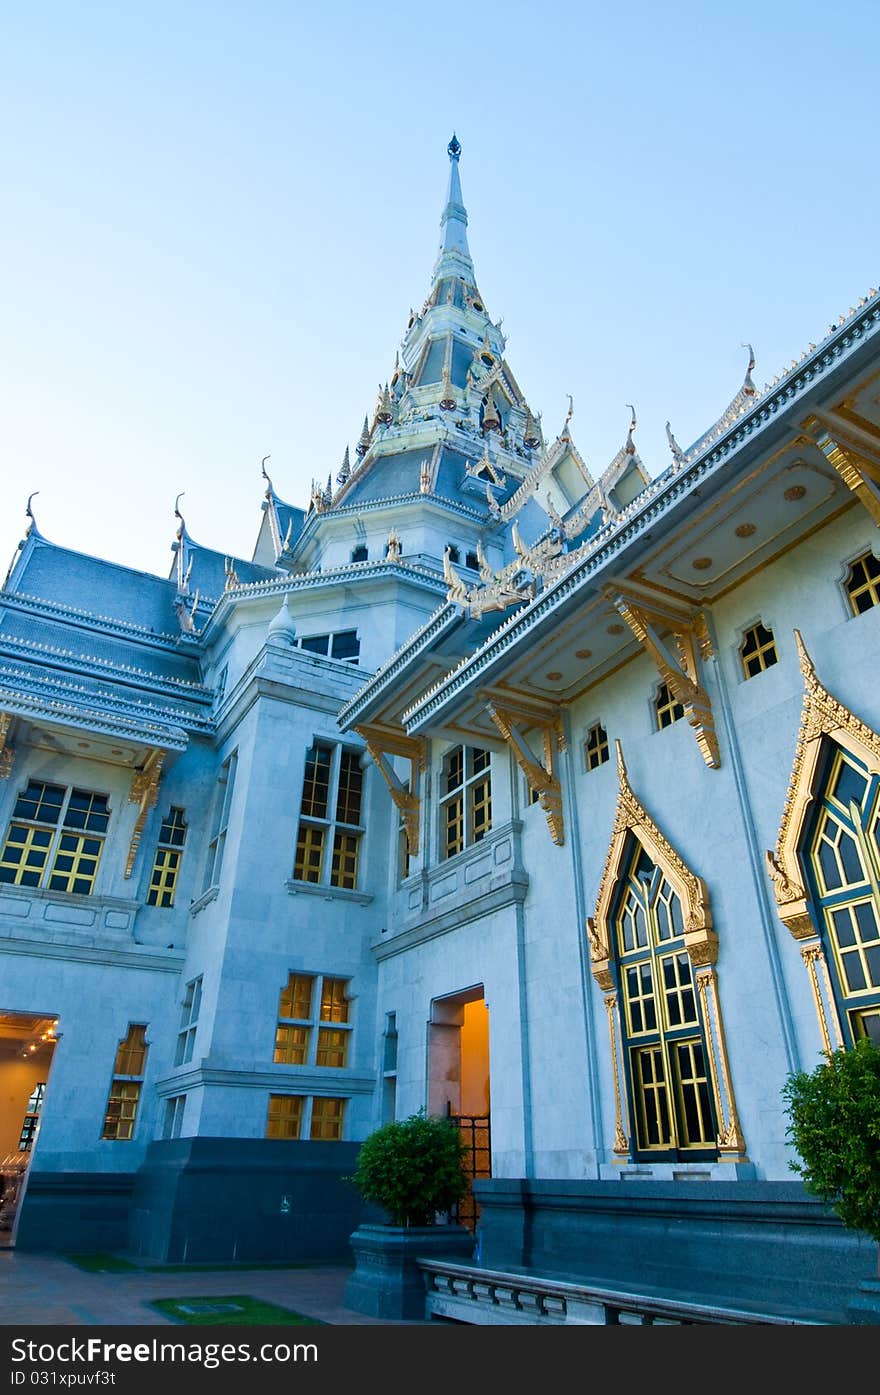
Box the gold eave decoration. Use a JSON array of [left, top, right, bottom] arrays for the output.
[[485, 699, 565, 846], [803, 409, 880, 526], [766, 629, 880, 941], [0, 711, 14, 779], [125, 748, 165, 879], [354, 724, 425, 857], [604, 584, 720, 769], [587, 741, 716, 992]]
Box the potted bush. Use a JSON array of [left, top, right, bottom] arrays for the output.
[[782, 1037, 880, 1323], [343, 1110, 475, 1320]]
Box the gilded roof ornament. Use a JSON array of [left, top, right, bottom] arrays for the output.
[[522, 407, 541, 450], [447, 133, 461, 161], [356, 415, 371, 457], [665, 421, 685, 465], [337, 446, 351, 487], [260, 454, 273, 496], [24, 491, 40, 536], [561, 395, 574, 439], [625, 405, 636, 455], [376, 382, 394, 425]]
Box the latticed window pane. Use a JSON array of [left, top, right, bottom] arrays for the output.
[[310, 1096, 345, 1140], [655, 682, 684, 729], [279, 974, 313, 1020], [12, 782, 65, 825], [0, 823, 53, 886], [320, 978, 349, 1024], [294, 824, 325, 882], [633, 1047, 672, 1149], [48, 832, 104, 894], [585, 723, 609, 770], [148, 847, 181, 907], [625, 962, 657, 1034], [266, 1094, 304, 1140], [444, 794, 464, 858], [335, 750, 363, 825], [274, 1024, 310, 1065], [63, 789, 110, 834], [101, 1081, 141, 1140], [330, 831, 360, 889], [673, 1040, 715, 1146], [471, 777, 492, 842], [316, 1027, 348, 1068], [471, 748, 490, 776], [845, 551, 880, 615], [661, 952, 698, 1027], [301, 745, 332, 818], [114, 1024, 148, 1077], [740, 622, 778, 678], [445, 748, 464, 795], [852, 1008, 880, 1044]]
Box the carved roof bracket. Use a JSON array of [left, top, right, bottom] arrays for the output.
[[605, 584, 720, 769], [125, 747, 165, 879], [354, 724, 425, 857], [802, 410, 880, 526], [486, 701, 564, 846]]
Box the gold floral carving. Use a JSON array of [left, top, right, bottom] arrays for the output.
[[767, 629, 880, 943], [0, 712, 14, 779], [803, 412, 880, 526], [125, 748, 165, 879], [696, 969, 747, 1158], [587, 741, 716, 989], [800, 944, 844, 1054]]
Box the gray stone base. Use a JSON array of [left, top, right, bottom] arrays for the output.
[[128, 1137, 364, 1263], [14, 1172, 135, 1253], [344, 1223, 475, 1320], [846, 1278, 880, 1324], [472, 1177, 878, 1324]]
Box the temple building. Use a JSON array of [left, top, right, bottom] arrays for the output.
[[1, 137, 879, 1323]]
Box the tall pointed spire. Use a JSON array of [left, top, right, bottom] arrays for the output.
[[434, 133, 473, 282]]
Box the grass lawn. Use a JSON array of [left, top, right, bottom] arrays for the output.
[[150, 1295, 324, 1325]]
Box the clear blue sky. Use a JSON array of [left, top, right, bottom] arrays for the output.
[[3, 1, 878, 583]]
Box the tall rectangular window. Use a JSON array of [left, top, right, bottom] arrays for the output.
[[203, 752, 237, 892], [266, 1094, 305, 1139], [174, 976, 202, 1066], [18, 1082, 46, 1151], [310, 1096, 345, 1140], [273, 972, 352, 1068], [101, 1024, 148, 1141], [147, 807, 188, 907], [163, 1094, 186, 1139], [293, 744, 365, 890], [0, 782, 110, 895], [440, 747, 492, 860]]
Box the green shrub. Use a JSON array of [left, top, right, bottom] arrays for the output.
[[782, 1038, 880, 1243], [347, 1110, 469, 1227]]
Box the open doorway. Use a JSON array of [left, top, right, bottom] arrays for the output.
[[428, 988, 490, 1230], [0, 1011, 59, 1248]]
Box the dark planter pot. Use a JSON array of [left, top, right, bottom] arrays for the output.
[[344, 1222, 475, 1320]]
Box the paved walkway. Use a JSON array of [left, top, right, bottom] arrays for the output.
[[0, 1250, 423, 1326]]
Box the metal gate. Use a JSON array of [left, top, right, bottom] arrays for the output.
[[447, 1110, 491, 1232]]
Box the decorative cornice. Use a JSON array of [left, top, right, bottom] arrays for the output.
[[0, 661, 211, 734], [402, 299, 880, 731], [0, 684, 189, 750], [0, 631, 212, 699], [0, 588, 194, 651]]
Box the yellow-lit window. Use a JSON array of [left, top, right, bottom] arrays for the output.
[[294, 744, 364, 890], [274, 973, 314, 1064], [615, 843, 716, 1158], [316, 978, 350, 1067], [585, 722, 609, 770], [0, 782, 109, 895], [740, 623, 778, 678], [147, 807, 187, 907], [805, 746, 880, 1049], [440, 746, 492, 860], [310, 1097, 345, 1140], [654, 682, 684, 730], [845, 551, 880, 615], [266, 1094, 304, 1140], [101, 1024, 148, 1141]]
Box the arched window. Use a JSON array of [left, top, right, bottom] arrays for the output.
[[844, 550, 880, 616], [801, 744, 880, 1046], [612, 840, 717, 1157], [654, 681, 684, 730]]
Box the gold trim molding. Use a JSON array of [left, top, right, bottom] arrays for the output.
[[587, 741, 716, 989], [604, 993, 629, 1155], [766, 629, 880, 941], [803, 410, 880, 526], [125, 748, 165, 879]]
